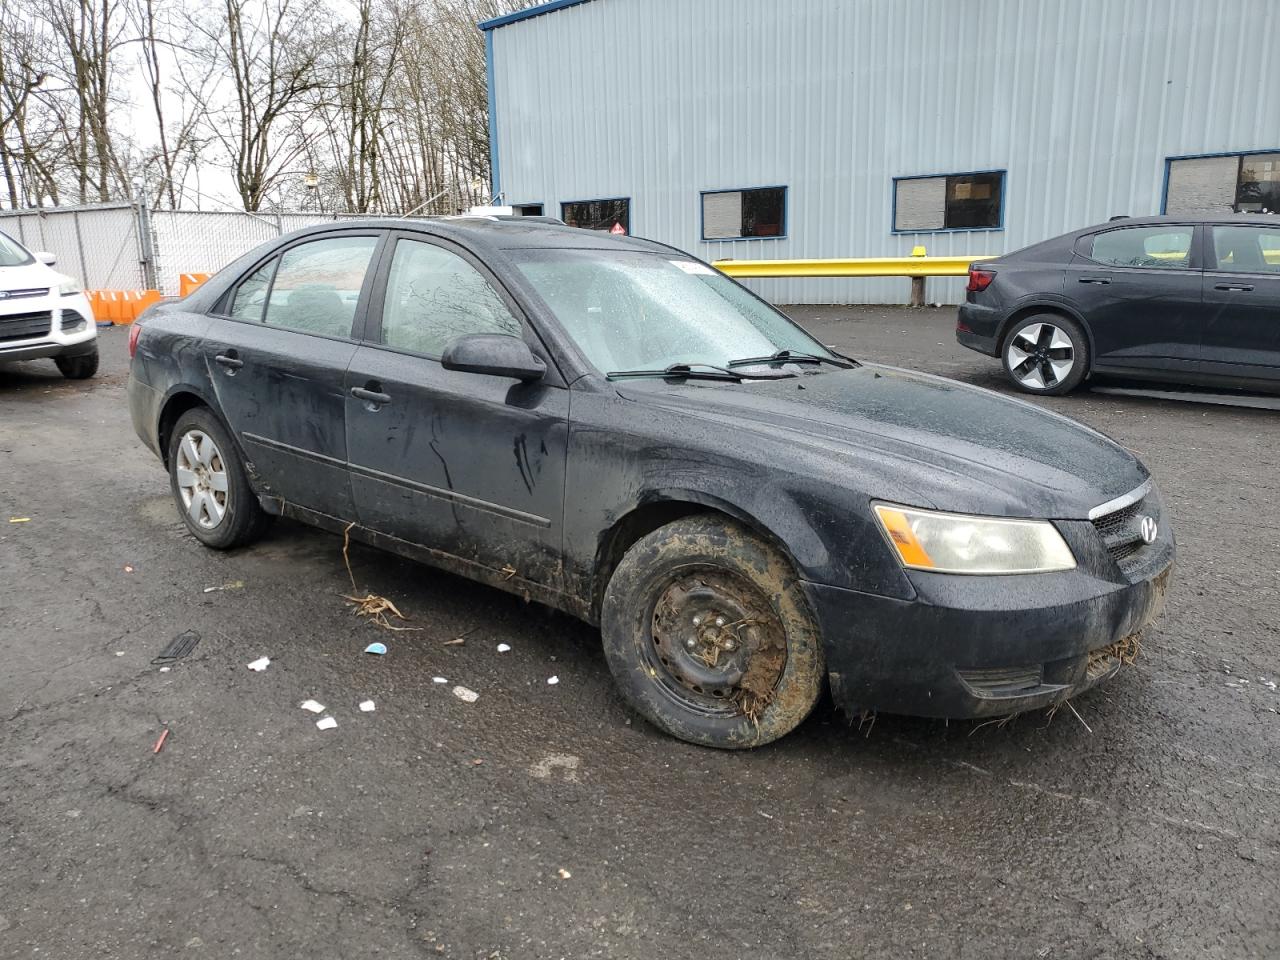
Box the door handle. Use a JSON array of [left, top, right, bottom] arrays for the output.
[[1214, 283, 1255, 292], [1079, 277, 1111, 285], [214, 352, 243, 370], [351, 385, 392, 405]]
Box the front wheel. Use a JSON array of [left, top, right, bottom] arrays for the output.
[[55, 346, 98, 380], [167, 406, 270, 549], [601, 515, 825, 749], [1001, 314, 1089, 395]]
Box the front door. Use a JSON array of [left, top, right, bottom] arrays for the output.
[[1200, 222, 1280, 384], [345, 233, 569, 589], [1066, 223, 1203, 375], [204, 232, 383, 519]]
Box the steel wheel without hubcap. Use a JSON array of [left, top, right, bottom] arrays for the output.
[[1006, 321, 1076, 391], [175, 429, 228, 530], [645, 568, 787, 719]]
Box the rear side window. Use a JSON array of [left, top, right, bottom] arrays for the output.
[[379, 239, 521, 356], [229, 261, 276, 321], [261, 236, 378, 338], [1089, 227, 1193, 269], [1212, 224, 1280, 274]]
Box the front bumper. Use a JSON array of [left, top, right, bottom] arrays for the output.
[[0, 293, 97, 362], [805, 522, 1174, 719]]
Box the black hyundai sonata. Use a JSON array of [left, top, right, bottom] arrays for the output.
[[128, 217, 1173, 748]]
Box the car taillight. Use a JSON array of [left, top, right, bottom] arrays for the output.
[[128, 322, 142, 358], [966, 267, 996, 293]]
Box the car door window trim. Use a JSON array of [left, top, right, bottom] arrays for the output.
[[1076, 223, 1201, 270]]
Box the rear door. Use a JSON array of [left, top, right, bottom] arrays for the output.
[[203, 231, 384, 519], [345, 232, 569, 589], [1200, 222, 1280, 383], [1065, 223, 1203, 375]]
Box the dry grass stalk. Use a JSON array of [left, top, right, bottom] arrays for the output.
[[341, 522, 422, 632]]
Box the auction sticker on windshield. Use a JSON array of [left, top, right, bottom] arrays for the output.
[[670, 260, 716, 275]]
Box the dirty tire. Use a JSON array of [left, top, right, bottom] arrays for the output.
[[1001, 313, 1089, 396], [601, 515, 824, 749], [167, 406, 270, 550], [55, 346, 98, 380]]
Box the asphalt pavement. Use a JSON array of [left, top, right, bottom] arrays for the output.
[[1, 308, 1277, 960]]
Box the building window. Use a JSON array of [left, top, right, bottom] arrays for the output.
[[561, 198, 630, 233], [893, 171, 1005, 232], [701, 187, 786, 240], [513, 204, 544, 217], [1165, 152, 1280, 214]]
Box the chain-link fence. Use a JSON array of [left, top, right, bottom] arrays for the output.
[[0, 203, 442, 296]]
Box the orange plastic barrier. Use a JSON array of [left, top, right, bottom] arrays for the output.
[[84, 289, 163, 325], [179, 273, 210, 297]]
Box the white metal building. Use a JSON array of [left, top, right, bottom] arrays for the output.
[[482, 0, 1280, 303]]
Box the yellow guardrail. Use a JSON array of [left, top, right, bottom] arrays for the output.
[[712, 248, 995, 279]]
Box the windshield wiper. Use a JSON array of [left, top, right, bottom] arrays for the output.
[[727, 349, 855, 369], [606, 362, 792, 382]]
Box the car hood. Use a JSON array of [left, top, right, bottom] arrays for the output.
[[0, 261, 56, 291], [614, 364, 1148, 519]]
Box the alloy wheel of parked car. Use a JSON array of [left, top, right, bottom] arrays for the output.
[[167, 406, 271, 549], [1002, 314, 1089, 395], [601, 515, 824, 749]]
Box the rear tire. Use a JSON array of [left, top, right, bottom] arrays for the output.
[[1001, 314, 1089, 396], [55, 346, 98, 380], [167, 406, 271, 549], [601, 515, 824, 749]]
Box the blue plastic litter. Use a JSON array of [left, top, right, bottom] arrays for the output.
[[364, 641, 388, 656]]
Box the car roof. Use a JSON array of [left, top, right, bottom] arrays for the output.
[[276, 216, 674, 256], [1076, 212, 1279, 233]]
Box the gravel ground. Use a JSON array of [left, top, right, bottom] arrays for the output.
[[1, 311, 1277, 960]]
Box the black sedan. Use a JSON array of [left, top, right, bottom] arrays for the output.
[[128, 217, 1173, 748], [957, 214, 1280, 395]]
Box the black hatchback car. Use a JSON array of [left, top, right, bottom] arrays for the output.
[[957, 214, 1280, 395], [129, 218, 1173, 748]]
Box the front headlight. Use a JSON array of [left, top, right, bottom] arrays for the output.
[[873, 503, 1076, 575], [53, 272, 82, 296]]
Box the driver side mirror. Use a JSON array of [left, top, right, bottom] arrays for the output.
[[35, 251, 57, 266], [440, 333, 546, 382]]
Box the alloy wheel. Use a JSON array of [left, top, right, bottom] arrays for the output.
[[175, 429, 229, 529], [1006, 322, 1076, 390]]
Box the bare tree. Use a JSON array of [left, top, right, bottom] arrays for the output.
[[191, 0, 330, 211]]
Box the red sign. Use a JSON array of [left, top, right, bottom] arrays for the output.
[[610, 222, 626, 235]]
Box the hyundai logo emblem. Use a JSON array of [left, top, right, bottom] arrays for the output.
[[1139, 516, 1158, 544], [0, 291, 9, 299]]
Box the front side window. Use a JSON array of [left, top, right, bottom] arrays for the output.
[[894, 171, 1004, 231], [561, 198, 630, 233], [1212, 224, 1280, 274], [262, 236, 378, 338], [513, 250, 838, 375], [379, 239, 522, 356], [0, 230, 32, 267], [702, 187, 786, 240], [1166, 152, 1280, 214], [1089, 227, 1193, 269]]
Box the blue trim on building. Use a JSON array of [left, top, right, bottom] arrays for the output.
[[698, 186, 788, 242], [479, 0, 598, 31], [485, 29, 500, 201], [890, 169, 1007, 235], [1159, 149, 1279, 214]]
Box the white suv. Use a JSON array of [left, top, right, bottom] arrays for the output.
[[0, 228, 98, 379]]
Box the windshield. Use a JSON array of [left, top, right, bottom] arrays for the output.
[[0, 230, 33, 268], [512, 249, 840, 374]]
